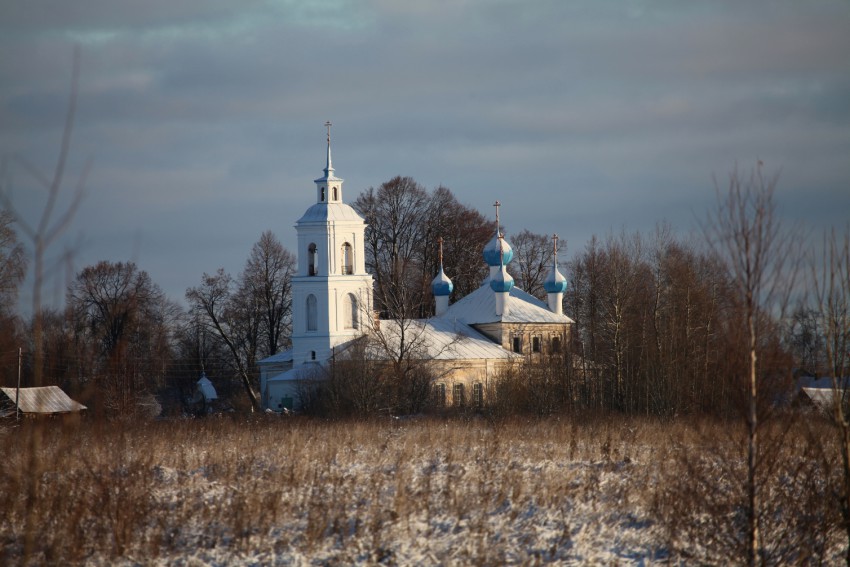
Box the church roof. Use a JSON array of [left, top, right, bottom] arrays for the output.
[[438, 284, 575, 325], [366, 317, 522, 361], [296, 202, 365, 224], [267, 362, 324, 383], [258, 349, 293, 365]]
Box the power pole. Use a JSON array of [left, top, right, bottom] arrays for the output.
[[16, 347, 22, 421]]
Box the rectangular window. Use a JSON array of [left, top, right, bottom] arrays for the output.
[[453, 383, 465, 407], [434, 383, 446, 406], [551, 335, 562, 353], [473, 383, 483, 408], [512, 336, 522, 353], [532, 336, 541, 353]]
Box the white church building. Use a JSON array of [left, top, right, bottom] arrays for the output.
[[258, 127, 574, 412]]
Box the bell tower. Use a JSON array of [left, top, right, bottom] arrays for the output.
[[290, 123, 374, 365]]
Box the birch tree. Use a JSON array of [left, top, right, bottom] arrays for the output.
[[706, 163, 799, 566]]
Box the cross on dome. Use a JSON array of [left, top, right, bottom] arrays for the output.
[[544, 233, 568, 295], [483, 200, 513, 267]]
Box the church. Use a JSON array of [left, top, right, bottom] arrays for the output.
[[258, 126, 574, 412]]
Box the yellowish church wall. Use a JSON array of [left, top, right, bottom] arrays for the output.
[[474, 322, 571, 356]]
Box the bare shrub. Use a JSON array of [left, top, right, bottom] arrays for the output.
[[0, 415, 840, 565], [655, 417, 837, 565]]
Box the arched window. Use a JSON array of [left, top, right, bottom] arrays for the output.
[[306, 294, 318, 331], [341, 242, 353, 275], [320, 187, 325, 202], [344, 293, 358, 329], [308, 243, 317, 276], [333, 186, 338, 201]]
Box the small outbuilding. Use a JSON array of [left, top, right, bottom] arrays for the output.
[[0, 386, 87, 418], [795, 376, 850, 412]]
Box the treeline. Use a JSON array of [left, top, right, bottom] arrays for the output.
[[0, 174, 846, 420]]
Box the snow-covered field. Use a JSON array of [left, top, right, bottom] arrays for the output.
[[1, 416, 843, 565]]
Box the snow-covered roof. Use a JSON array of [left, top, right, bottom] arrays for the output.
[[267, 362, 325, 383], [365, 317, 522, 361], [296, 202, 364, 224], [438, 284, 574, 325], [796, 376, 850, 411], [258, 349, 294, 366], [1, 386, 86, 415]]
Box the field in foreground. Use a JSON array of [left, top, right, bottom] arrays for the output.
[[0, 415, 844, 565]]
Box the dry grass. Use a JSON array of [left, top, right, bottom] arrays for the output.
[[0, 414, 842, 565]]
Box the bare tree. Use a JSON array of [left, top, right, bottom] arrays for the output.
[[242, 230, 296, 358], [0, 210, 26, 317], [0, 48, 91, 566], [811, 225, 850, 565], [355, 179, 494, 319], [355, 176, 430, 318], [186, 268, 261, 411], [0, 49, 88, 390], [186, 232, 296, 412], [420, 186, 494, 304], [511, 229, 554, 300], [67, 261, 173, 416], [706, 163, 799, 566]]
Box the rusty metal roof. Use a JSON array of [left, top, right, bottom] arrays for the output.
[[0, 386, 87, 414]]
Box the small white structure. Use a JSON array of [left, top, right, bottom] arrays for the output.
[[258, 126, 575, 412], [196, 374, 218, 403]]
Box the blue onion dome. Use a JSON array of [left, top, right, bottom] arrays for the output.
[[483, 231, 514, 267], [490, 263, 514, 293], [431, 266, 454, 297], [544, 262, 568, 294]]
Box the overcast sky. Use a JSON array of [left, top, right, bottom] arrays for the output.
[[2, 0, 849, 313]]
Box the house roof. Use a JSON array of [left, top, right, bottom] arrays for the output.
[[0, 386, 87, 415], [797, 376, 850, 408], [438, 283, 574, 325]]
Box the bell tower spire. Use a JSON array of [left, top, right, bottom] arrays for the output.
[[324, 120, 334, 178], [314, 120, 343, 203]]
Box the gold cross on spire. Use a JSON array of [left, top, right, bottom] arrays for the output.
[[493, 200, 501, 236], [437, 236, 444, 266], [324, 120, 332, 144]]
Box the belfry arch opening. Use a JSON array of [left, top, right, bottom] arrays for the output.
[[308, 243, 317, 276], [341, 242, 353, 275]]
